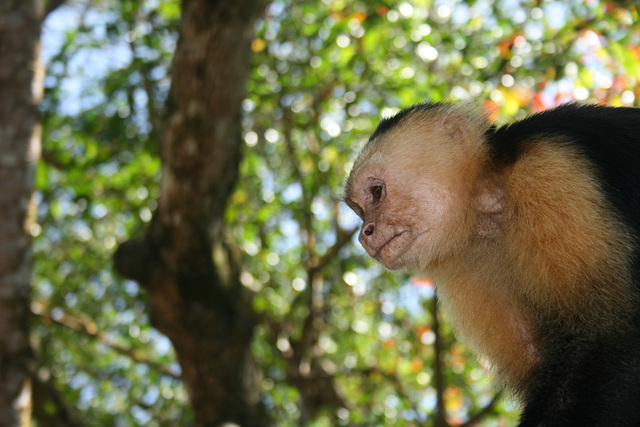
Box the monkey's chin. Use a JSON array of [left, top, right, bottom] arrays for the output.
[[376, 251, 416, 271], [375, 256, 403, 270]]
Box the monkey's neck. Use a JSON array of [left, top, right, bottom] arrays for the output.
[[429, 241, 540, 393], [429, 232, 635, 394]]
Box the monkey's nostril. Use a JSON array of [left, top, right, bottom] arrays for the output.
[[363, 223, 374, 236]]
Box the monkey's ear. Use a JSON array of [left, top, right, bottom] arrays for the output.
[[475, 176, 504, 237], [439, 111, 461, 132], [439, 104, 485, 147]]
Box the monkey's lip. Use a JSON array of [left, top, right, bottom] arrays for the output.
[[371, 229, 428, 270], [371, 231, 409, 264]]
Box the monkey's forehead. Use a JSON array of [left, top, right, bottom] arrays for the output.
[[348, 144, 386, 181], [344, 101, 487, 193]]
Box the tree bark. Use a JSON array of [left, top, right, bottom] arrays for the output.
[[31, 370, 83, 427], [114, 0, 268, 425], [0, 1, 46, 425]]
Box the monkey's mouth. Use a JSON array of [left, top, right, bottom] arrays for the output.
[[366, 229, 429, 270], [370, 231, 410, 267]]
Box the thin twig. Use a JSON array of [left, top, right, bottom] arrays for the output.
[[31, 302, 181, 379]]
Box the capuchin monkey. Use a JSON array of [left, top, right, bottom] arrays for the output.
[[344, 102, 640, 426]]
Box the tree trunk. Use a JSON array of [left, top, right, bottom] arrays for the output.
[[114, 1, 268, 425], [0, 0, 45, 425]]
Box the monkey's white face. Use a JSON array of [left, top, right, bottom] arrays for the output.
[[344, 110, 492, 272], [345, 161, 456, 271]]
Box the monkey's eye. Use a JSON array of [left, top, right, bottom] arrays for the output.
[[371, 185, 383, 201]]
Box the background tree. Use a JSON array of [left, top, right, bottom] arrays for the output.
[[0, 0, 63, 425], [113, 0, 269, 425], [24, 0, 640, 426]]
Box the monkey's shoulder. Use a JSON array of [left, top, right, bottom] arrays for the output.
[[489, 104, 640, 234], [488, 104, 640, 162]]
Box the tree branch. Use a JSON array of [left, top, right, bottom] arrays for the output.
[[31, 302, 180, 379], [312, 226, 358, 271], [352, 367, 426, 426], [32, 369, 84, 427], [45, 0, 66, 17], [431, 295, 450, 427], [460, 394, 502, 427], [113, 238, 158, 285]]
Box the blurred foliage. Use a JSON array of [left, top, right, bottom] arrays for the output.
[[34, 0, 639, 425]]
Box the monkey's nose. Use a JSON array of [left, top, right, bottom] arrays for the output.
[[363, 223, 374, 236]]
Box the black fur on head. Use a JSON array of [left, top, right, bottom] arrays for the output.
[[369, 102, 445, 142]]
